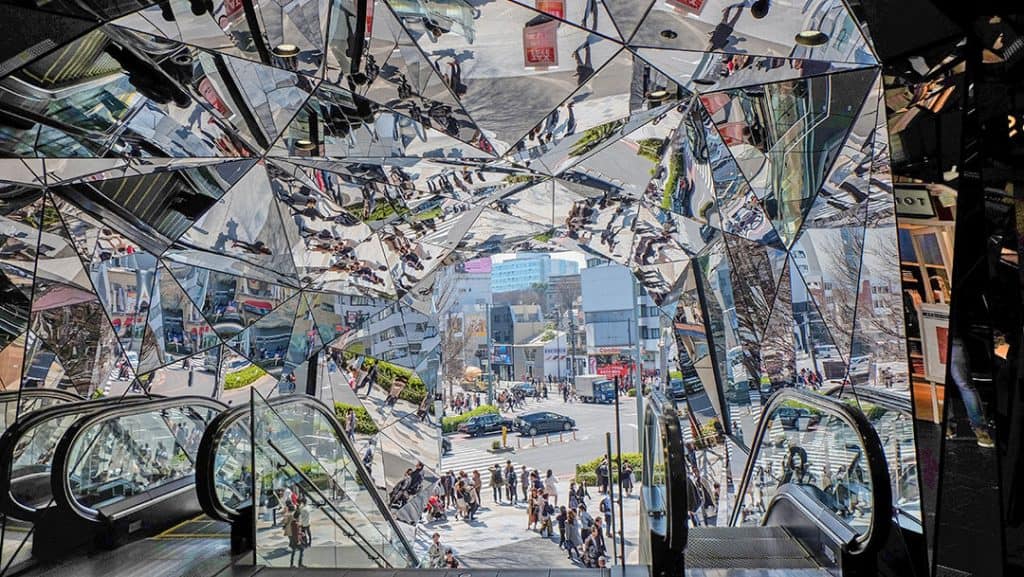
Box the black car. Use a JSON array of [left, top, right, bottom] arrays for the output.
[[776, 407, 821, 430], [458, 413, 514, 437], [515, 412, 576, 436]]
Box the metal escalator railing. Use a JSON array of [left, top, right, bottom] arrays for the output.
[[195, 392, 417, 567], [728, 388, 892, 557], [641, 392, 689, 576], [0, 395, 153, 522], [49, 396, 226, 523]]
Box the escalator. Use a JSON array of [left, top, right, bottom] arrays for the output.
[[0, 395, 152, 525], [0, 389, 82, 433], [643, 388, 904, 577], [35, 396, 227, 557], [195, 391, 418, 568]]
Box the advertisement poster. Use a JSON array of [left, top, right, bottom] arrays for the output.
[[523, 18, 559, 67], [466, 314, 487, 338], [536, 0, 565, 18], [919, 303, 950, 383]]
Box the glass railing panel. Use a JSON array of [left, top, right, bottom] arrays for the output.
[[853, 398, 920, 529], [251, 391, 415, 568], [212, 416, 254, 513], [10, 412, 84, 510], [736, 398, 875, 534], [66, 405, 219, 511]]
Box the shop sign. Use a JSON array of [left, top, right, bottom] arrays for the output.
[[895, 185, 935, 218], [523, 19, 559, 67], [666, 0, 707, 14], [536, 0, 564, 18]]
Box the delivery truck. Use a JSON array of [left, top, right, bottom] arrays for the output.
[[575, 374, 616, 404]]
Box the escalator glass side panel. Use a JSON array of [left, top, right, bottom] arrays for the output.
[[212, 414, 253, 515], [56, 398, 225, 519], [736, 399, 874, 532], [251, 391, 416, 569], [730, 389, 892, 556]]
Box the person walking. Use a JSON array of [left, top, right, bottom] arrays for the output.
[[539, 495, 555, 537], [583, 526, 602, 568], [345, 408, 356, 441], [566, 509, 583, 561], [527, 488, 539, 530], [466, 481, 479, 520], [596, 457, 609, 494], [471, 469, 482, 503], [505, 461, 518, 504], [568, 482, 580, 510], [443, 549, 460, 568], [578, 503, 594, 534], [600, 493, 613, 537], [428, 532, 445, 568], [490, 463, 505, 504], [622, 463, 635, 496], [544, 469, 559, 506], [286, 501, 306, 567], [299, 496, 311, 545], [575, 480, 590, 504], [442, 470, 455, 508], [556, 505, 568, 549]]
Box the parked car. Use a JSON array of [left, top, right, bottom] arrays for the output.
[[515, 412, 576, 436], [776, 407, 821, 430], [458, 413, 514, 437]]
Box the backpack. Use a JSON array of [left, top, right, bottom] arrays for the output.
[[600, 499, 608, 513], [544, 503, 555, 516]]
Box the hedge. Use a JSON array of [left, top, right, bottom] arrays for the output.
[[441, 404, 499, 434], [359, 357, 427, 405], [574, 453, 643, 486], [224, 364, 266, 390], [334, 402, 380, 435]]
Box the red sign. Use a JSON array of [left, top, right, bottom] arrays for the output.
[[536, 0, 564, 19], [365, 0, 374, 37], [523, 19, 559, 67], [666, 0, 707, 14]]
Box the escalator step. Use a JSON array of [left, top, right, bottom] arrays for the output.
[[686, 527, 820, 569]]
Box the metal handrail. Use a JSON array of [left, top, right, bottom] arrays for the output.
[[0, 395, 154, 521], [726, 388, 892, 556], [50, 396, 227, 523]]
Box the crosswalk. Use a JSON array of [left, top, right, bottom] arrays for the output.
[[440, 444, 521, 474]]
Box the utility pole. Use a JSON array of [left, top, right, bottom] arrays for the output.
[[568, 304, 577, 379], [486, 302, 494, 405]]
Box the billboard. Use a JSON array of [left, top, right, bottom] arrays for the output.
[[523, 17, 559, 67], [466, 314, 487, 338]]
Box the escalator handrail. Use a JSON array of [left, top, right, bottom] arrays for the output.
[[194, 394, 416, 563], [821, 384, 913, 415], [644, 392, 689, 555], [0, 389, 83, 408], [49, 396, 227, 523], [0, 395, 155, 521], [265, 437, 391, 568], [727, 388, 892, 557], [763, 484, 860, 549]]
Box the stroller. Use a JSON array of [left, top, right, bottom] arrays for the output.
[[424, 494, 447, 522]]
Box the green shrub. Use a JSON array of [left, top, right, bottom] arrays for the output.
[[574, 453, 643, 486], [359, 357, 428, 404], [224, 364, 266, 390], [441, 404, 499, 434], [334, 402, 379, 435], [627, 388, 637, 397]]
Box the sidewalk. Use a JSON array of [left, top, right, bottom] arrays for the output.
[[416, 479, 641, 568]]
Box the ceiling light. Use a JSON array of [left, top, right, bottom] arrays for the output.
[[646, 89, 670, 102], [795, 30, 828, 47], [273, 44, 301, 58], [294, 139, 316, 151], [660, 30, 678, 39]]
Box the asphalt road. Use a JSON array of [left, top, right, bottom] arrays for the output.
[[443, 391, 640, 477]]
